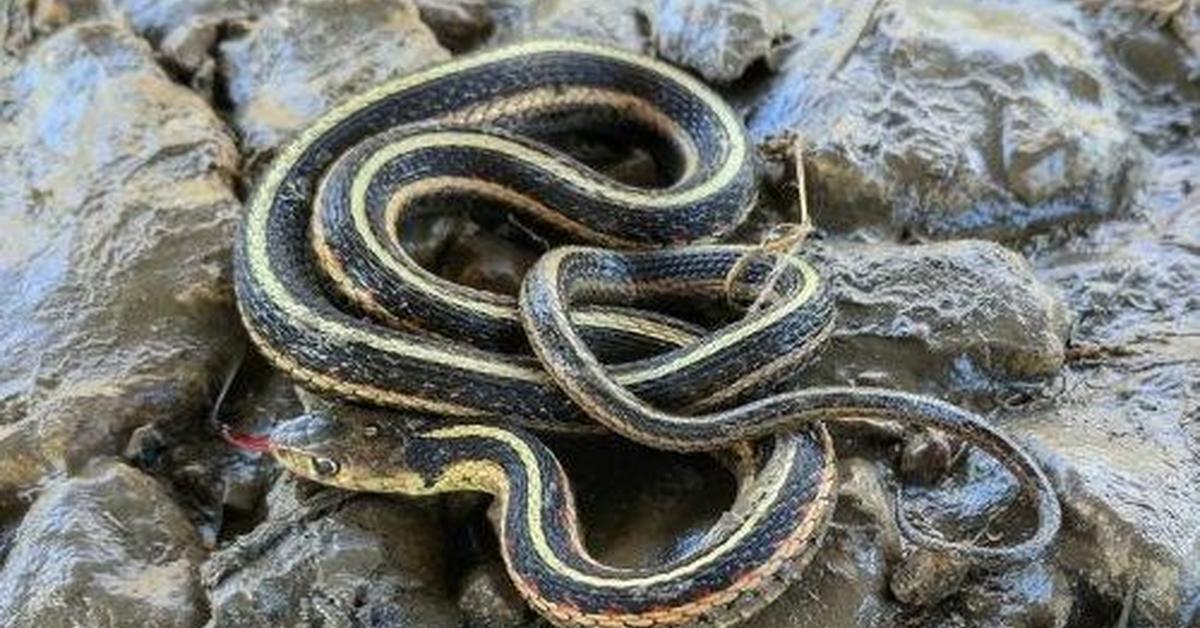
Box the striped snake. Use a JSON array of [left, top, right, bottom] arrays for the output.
[[232, 40, 1060, 627]]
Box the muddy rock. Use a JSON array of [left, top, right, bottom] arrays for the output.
[[746, 458, 897, 628], [757, 453, 1074, 627], [125, 358, 301, 547], [1078, 2, 1200, 147], [1032, 151, 1199, 347], [440, 228, 539, 295], [1174, 2, 1200, 59], [111, 0, 275, 43], [750, 523, 895, 628], [204, 475, 460, 628], [0, 459, 206, 628], [804, 239, 1069, 397], [1014, 349, 1200, 627], [749, 0, 1141, 238], [961, 560, 1073, 628], [218, 0, 449, 155], [491, 0, 651, 52], [653, 0, 781, 83], [158, 13, 251, 101], [1004, 148, 1200, 626], [1, 0, 118, 51], [0, 21, 242, 502], [457, 561, 530, 628], [553, 437, 734, 569], [413, 0, 493, 53]]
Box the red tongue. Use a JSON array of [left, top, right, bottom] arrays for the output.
[[221, 428, 273, 454]]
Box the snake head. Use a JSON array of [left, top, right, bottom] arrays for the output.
[[268, 412, 424, 493]]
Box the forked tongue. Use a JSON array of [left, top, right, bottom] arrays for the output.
[[220, 425, 273, 454]]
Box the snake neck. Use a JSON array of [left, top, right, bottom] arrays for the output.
[[407, 424, 836, 628]]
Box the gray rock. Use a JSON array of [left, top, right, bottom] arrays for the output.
[[0, 21, 242, 502], [1, 0, 118, 52], [490, 0, 651, 52], [553, 438, 733, 568], [1014, 349, 1200, 627], [652, 0, 781, 83], [1032, 151, 1199, 347], [204, 475, 460, 628], [412, 0, 494, 53], [458, 561, 530, 628], [959, 560, 1073, 628], [748, 522, 895, 628], [124, 361, 301, 548], [0, 459, 206, 628], [0, 4, 1193, 627], [1173, 2, 1200, 59], [754, 453, 1074, 627], [1076, 2, 1200, 147], [748, 0, 1142, 239], [1007, 149, 1200, 626], [805, 240, 1070, 396], [111, 0, 276, 43], [158, 13, 252, 101], [217, 0, 449, 154]]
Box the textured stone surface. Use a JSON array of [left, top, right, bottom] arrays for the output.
[[218, 0, 448, 154], [457, 561, 530, 628], [111, 0, 273, 42], [204, 475, 460, 628], [491, 0, 651, 52], [0, 21, 242, 502], [0, 460, 206, 628], [749, 0, 1142, 239], [413, 0, 493, 53], [806, 240, 1070, 397], [1, 0, 117, 51], [1010, 152, 1200, 627], [653, 0, 781, 83]]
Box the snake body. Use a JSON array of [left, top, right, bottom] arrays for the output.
[[271, 415, 837, 628], [234, 40, 822, 429], [234, 41, 1060, 628]]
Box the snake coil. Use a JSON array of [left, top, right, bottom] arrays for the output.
[[234, 41, 1061, 628]]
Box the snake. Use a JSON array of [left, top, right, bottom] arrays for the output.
[[231, 40, 1061, 628]]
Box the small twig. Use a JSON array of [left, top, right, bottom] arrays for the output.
[[1114, 576, 1138, 628], [725, 135, 815, 312], [208, 348, 247, 427]]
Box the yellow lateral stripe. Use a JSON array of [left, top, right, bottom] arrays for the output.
[[245, 41, 746, 384], [427, 424, 797, 589], [537, 247, 824, 387], [362, 174, 633, 321]]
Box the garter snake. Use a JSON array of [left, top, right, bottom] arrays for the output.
[[234, 39, 834, 429], [232, 40, 1060, 628]]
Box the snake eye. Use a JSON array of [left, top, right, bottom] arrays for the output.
[[310, 456, 340, 477], [363, 424, 380, 437]]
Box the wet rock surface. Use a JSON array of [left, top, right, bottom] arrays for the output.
[[653, 0, 782, 83], [218, 0, 448, 154], [490, 0, 652, 52], [806, 239, 1070, 399], [0, 459, 207, 628], [0, 20, 241, 503], [457, 561, 530, 628], [1008, 151, 1200, 627], [0, 1, 1196, 627], [204, 475, 460, 628], [746, 0, 1142, 239]]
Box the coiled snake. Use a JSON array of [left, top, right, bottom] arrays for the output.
[[231, 40, 1060, 628]]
